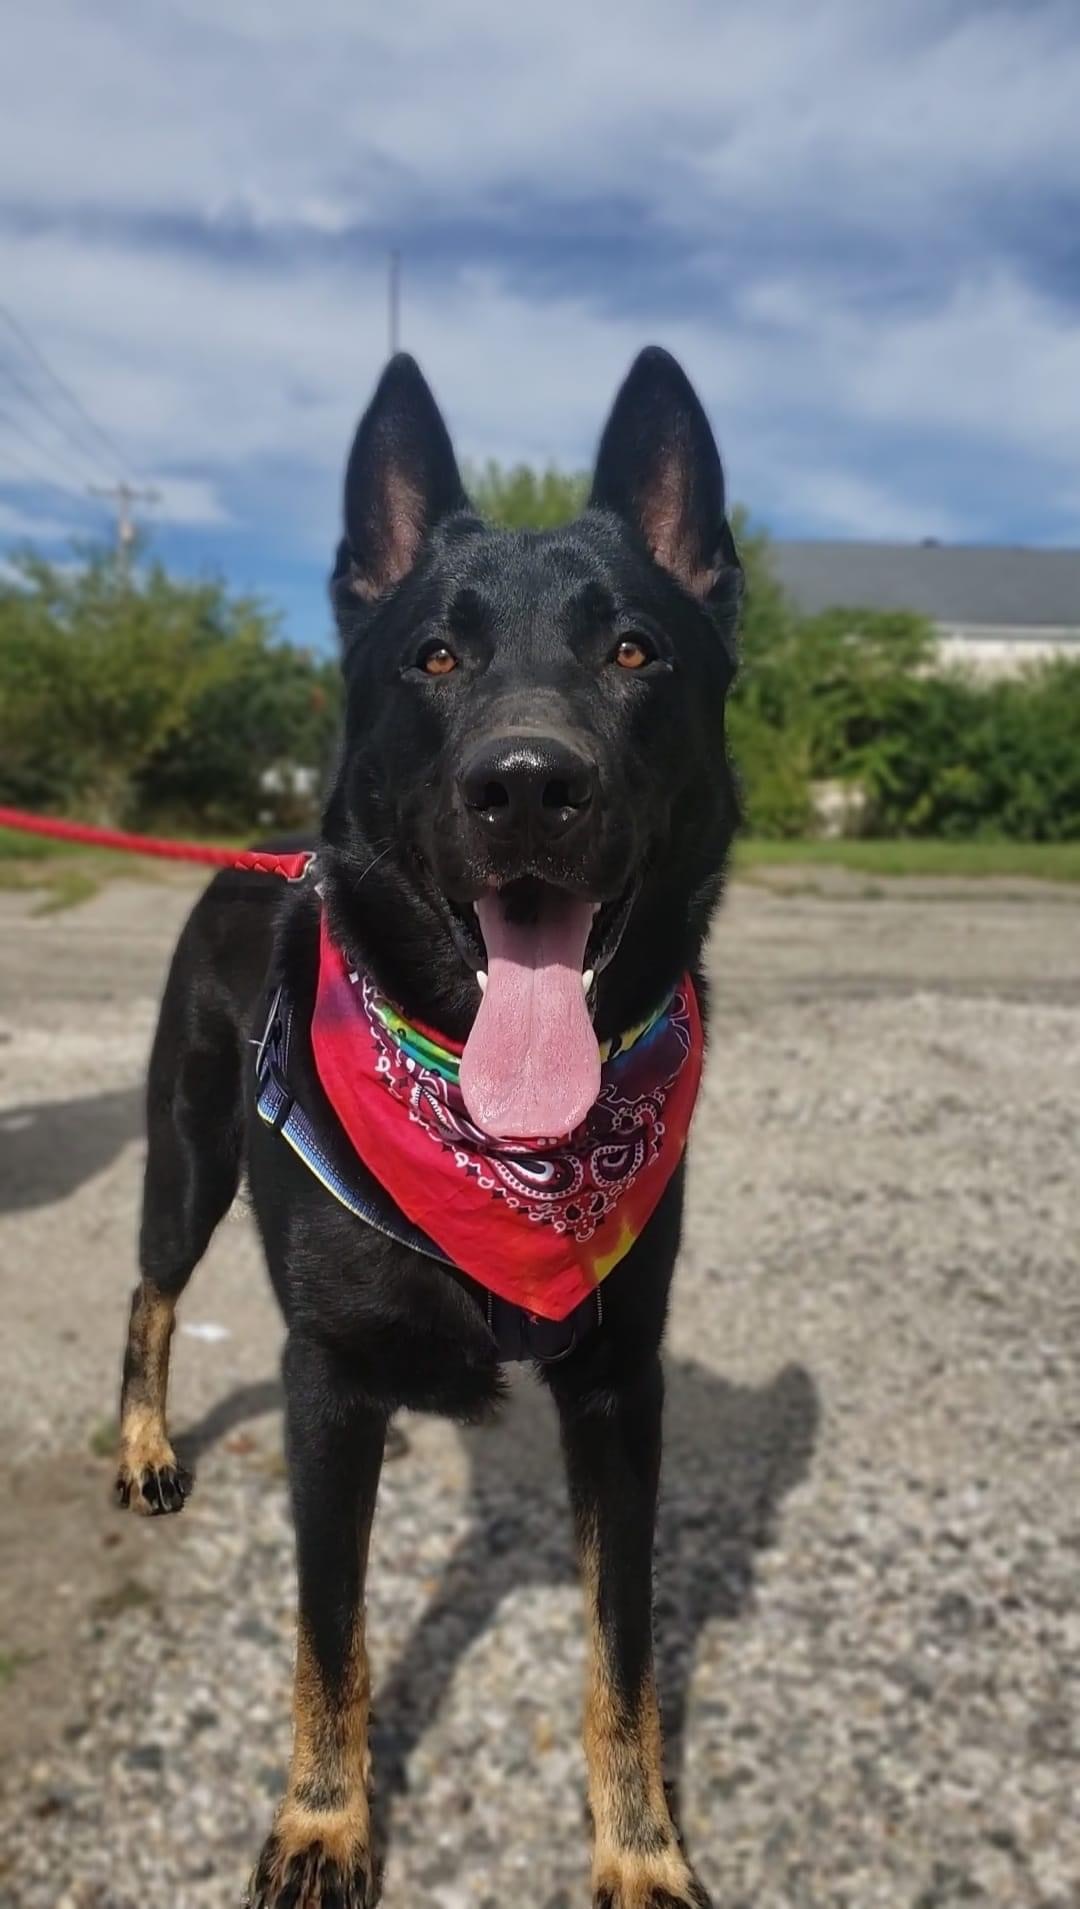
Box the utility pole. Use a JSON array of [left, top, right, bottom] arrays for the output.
[[88, 480, 161, 571], [388, 249, 401, 356]]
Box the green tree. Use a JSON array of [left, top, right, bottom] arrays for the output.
[[0, 547, 340, 831], [467, 461, 589, 530]]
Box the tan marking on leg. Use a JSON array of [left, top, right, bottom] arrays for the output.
[[581, 1531, 702, 1907], [286, 1608, 373, 1816], [116, 1283, 185, 1512], [254, 1528, 376, 1902]]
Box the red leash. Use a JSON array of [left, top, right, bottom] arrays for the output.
[[0, 807, 314, 880]]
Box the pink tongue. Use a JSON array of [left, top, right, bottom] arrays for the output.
[[460, 891, 600, 1140]]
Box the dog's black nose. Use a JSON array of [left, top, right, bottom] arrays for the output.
[[460, 734, 597, 842]]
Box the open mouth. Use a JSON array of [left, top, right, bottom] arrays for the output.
[[446, 875, 636, 1142], [446, 876, 634, 991]]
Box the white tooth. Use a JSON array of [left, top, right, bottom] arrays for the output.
[[476, 970, 488, 993], [582, 969, 595, 994]]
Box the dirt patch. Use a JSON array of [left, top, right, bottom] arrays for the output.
[[0, 1450, 166, 1766]]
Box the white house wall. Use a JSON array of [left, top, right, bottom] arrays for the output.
[[935, 624, 1080, 679]]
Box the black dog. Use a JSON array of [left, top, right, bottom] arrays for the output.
[[115, 346, 742, 1908]]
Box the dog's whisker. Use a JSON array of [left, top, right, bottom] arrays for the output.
[[355, 843, 393, 887]]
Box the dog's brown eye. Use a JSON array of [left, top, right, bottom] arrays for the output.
[[421, 645, 458, 676], [613, 638, 652, 670]]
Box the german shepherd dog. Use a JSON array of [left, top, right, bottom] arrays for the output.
[[114, 347, 742, 1908]]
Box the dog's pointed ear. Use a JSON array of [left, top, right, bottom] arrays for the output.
[[336, 354, 469, 605], [591, 346, 737, 601]]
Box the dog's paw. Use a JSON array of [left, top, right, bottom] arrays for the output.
[[114, 1453, 192, 1516], [246, 1832, 376, 1909], [593, 1852, 712, 1909]]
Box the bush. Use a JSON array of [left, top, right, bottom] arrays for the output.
[[726, 522, 1080, 842], [0, 549, 340, 832], [860, 663, 1080, 840]]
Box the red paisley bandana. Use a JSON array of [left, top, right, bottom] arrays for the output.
[[310, 917, 704, 1322]]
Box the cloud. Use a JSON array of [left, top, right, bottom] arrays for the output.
[[732, 267, 1080, 463], [144, 475, 231, 529], [6, 2, 1079, 243], [2, 220, 1074, 567], [0, 497, 81, 543], [772, 470, 967, 544], [0, 0, 1077, 631]]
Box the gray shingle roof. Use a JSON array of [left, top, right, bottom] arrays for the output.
[[769, 542, 1080, 629]]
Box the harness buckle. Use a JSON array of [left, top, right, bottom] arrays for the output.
[[484, 1288, 602, 1365], [253, 985, 284, 1084], [253, 985, 296, 1133], [290, 850, 319, 886]]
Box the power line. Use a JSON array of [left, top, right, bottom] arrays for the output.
[[0, 307, 160, 564], [0, 356, 103, 488], [0, 305, 138, 484], [0, 445, 96, 512], [0, 438, 82, 498], [0, 397, 101, 495]]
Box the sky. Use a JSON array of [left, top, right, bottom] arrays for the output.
[[1, 0, 1078, 646]]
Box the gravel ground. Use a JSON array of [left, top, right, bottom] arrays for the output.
[[1, 868, 1078, 1909]]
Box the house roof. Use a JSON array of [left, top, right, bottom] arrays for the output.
[[769, 541, 1080, 629]]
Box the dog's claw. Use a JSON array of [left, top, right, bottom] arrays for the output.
[[247, 1834, 375, 1909], [596, 1893, 712, 1909], [114, 1458, 192, 1516], [594, 1866, 712, 1908]]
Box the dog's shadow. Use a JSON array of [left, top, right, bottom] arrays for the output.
[[0, 1086, 142, 1213], [182, 1354, 819, 1848], [370, 1356, 818, 1841]]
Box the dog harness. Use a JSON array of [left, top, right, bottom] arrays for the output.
[[256, 911, 703, 1362]]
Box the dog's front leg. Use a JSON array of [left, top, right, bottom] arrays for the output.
[[553, 1355, 710, 1909], [249, 1333, 384, 1909]]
